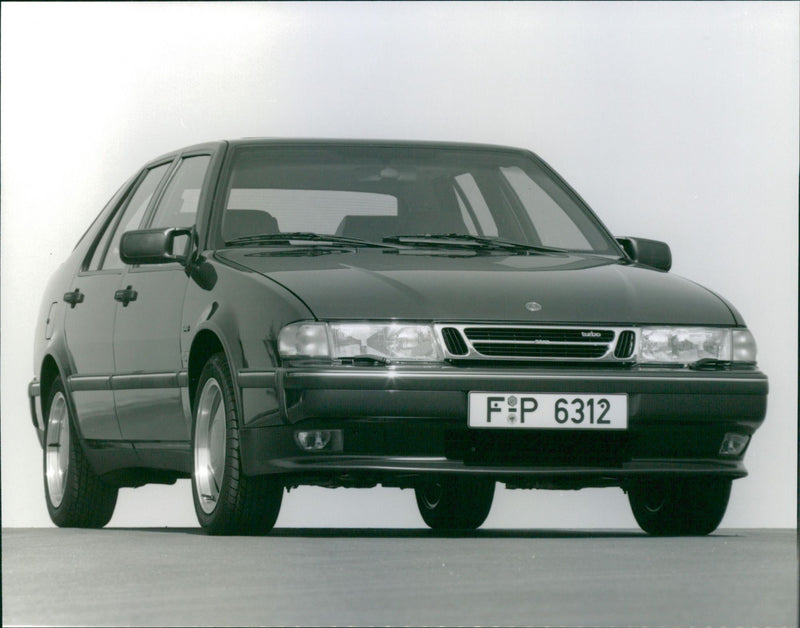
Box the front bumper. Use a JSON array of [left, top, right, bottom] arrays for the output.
[[239, 365, 767, 486]]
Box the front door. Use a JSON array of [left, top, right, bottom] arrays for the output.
[[112, 266, 190, 441], [112, 154, 212, 443]]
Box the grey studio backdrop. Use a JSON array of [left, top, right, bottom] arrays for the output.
[[1, 2, 796, 529]]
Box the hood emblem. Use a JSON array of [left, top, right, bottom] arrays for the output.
[[525, 301, 542, 312]]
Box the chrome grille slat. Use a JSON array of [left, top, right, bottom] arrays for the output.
[[465, 339, 609, 345], [435, 324, 638, 362], [471, 343, 608, 358], [464, 328, 615, 343]]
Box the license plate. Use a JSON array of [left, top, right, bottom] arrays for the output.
[[468, 393, 627, 429]]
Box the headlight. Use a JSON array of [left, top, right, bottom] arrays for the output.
[[639, 327, 757, 364], [278, 323, 330, 358], [278, 322, 444, 363]]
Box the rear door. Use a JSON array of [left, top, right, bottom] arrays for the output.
[[64, 162, 173, 439]]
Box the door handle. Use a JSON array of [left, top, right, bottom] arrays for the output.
[[63, 289, 84, 308], [114, 286, 138, 307]]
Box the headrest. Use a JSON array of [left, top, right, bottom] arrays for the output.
[[224, 209, 279, 240]]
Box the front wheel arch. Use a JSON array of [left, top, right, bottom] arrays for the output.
[[188, 328, 228, 408], [190, 352, 283, 535]]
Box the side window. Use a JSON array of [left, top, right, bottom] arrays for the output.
[[101, 163, 172, 270], [85, 180, 136, 271], [149, 155, 210, 229], [87, 211, 118, 271]]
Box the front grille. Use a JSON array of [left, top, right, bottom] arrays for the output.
[[436, 324, 637, 362]]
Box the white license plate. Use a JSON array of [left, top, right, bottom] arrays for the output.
[[468, 393, 628, 429]]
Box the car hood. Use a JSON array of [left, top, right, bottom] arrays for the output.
[[216, 248, 739, 325]]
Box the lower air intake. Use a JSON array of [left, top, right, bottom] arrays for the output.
[[441, 327, 468, 355], [614, 330, 636, 359]]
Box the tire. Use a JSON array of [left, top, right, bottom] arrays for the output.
[[628, 478, 732, 536], [43, 378, 118, 528], [191, 353, 283, 535], [415, 477, 495, 530]]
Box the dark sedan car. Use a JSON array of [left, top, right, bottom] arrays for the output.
[[29, 139, 767, 535]]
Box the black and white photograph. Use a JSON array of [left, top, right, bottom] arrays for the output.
[[1, 2, 797, 627]]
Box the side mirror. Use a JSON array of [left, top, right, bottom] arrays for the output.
[[616, 236, 672, 272], [120, 228, 192, 265]]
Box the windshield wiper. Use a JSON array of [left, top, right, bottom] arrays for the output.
[[382, 233, 566, 254], [225, 232, 396, 248]]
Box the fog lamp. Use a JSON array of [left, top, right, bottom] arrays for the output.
[[294, 429, 343, 452], [719, 433, 749, 456]]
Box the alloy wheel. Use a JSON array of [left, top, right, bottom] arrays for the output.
[[194, 378, 227, 514], [45, 391, 70, 508]]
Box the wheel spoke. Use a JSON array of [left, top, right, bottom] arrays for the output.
[[194, 377, 227, 515], [45, 392, 69, 508], [209, 464, 220, 493], [208, 388, 222, 425]]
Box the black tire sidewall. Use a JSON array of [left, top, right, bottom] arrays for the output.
[[629, 478, 732, 536], [43, 377, 117, 528], [43, 379, 72, 523], [190, 352, 283, 535], [191, 354, 236, 529], [415, 477, 495, 530]]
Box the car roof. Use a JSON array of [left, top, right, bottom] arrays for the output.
[[227, 137, 533, 155], [146, 138, 535, 166]]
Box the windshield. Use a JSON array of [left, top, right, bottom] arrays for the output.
[[216, 144, 619, 254]]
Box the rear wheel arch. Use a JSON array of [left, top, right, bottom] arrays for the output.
[[37, 355, 94, 471], [39, 355, 62, 417], [43, 375, 118, 527]]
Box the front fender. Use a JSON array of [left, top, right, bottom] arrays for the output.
[[182, 255, 313, 425]]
